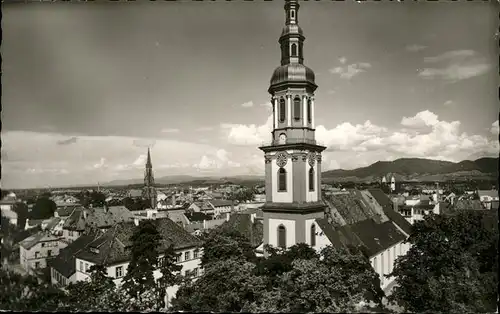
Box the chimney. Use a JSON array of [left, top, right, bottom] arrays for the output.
[[203, 219, 207, 229], [134, 217, 139, 226]]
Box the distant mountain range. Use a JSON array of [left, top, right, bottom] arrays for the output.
[[102, 157, 498, 187], [322, 157, 498, 183]]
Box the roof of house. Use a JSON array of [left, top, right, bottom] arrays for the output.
[[56, 205, 80, 217], [221, 213, 263, 248], [11, 226, 43, 246], [63, 206, 135, 231], [315, 218, 406, 257], [454, 199, 484, 211], [19, 231, 61, 250], [478, 190, 499, 198], [48, 231, 101, 278], [75, 218, 203, 266], [209, 200, 234, 208], [185, 212, 211, 223], [128, 189, 143, 198], [368, 189, 413, 236], [45, 217, 62, 231]]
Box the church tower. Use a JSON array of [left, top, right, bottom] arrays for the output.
[[259, 0, 326, 252], [143, 147, 157, 209]]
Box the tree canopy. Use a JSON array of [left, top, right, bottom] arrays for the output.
[[30, 197, 57, 219], [388, 210, 498, 313]]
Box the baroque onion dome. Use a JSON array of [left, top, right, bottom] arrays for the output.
[[269, 0, 317, 94]]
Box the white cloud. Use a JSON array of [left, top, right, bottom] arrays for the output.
[[327, 89, 336, 95], [491, 120, 499, 135], [443, 100, 454, 107], [401, 110, 439, 128], [260, 102, 272, 110], [133, 154, 147, 166], [418, 50, 491, 82], [316, 120, 388, 151], [220, 115, 273, 146], [241, 101, 254, 108], [339, 57, 347, 64], [161, 128, 180, 133], [193, 148, 241, 172], [93, 157, 106, 169], [329, 62, 372, 80], [406, 44, 427, 52]]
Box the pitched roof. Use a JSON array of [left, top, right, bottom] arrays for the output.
[[478, 190, 499, 198], [185, 212, 211, 223], [76, 218, 203, 265], [48, 232, 101, 278], [209, 200, 234, 208], [368, 189, 413, 236], [19, 231, 62, 250], [315, 218, 406, 257], [63, 206, 135, 231], [45, 217, 61, 231], [454, 199, 484, 211], [56, 205, 80, 217], [12, 226, 42, 245]]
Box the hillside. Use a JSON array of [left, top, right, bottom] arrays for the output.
[[323, 157, 498, 182]]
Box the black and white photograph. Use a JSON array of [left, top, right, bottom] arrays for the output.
[[1, 0, 498, 312]]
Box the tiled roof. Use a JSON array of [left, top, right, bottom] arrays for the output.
[[185, 212, 211, 223], [12, 226, 42, 245], [48, 232, 101, 278], [478, 190, 499, 198], [56, 205, 80, 217], [315, 218, 406, 257], [367, 189, 413, 236], [19, 231, 60, 250], [209, 200, 234, 208], [63, 206, 135, 231], [454, 199, 484, 211], [76, 218, 203, 265], [45, 217, 62, 231]]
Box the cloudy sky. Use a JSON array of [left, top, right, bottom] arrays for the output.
[[2, 1, 499, 189]]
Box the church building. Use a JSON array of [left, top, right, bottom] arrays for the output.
[[259, 0, 326, 251]]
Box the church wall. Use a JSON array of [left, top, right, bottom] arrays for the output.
[[271, 156, 294, 203], [268, 218, 296, 248], [265, 157, 273, 202], [293, 157, 306, 203]]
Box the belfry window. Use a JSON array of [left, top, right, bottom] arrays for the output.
[[310, 224, 316, 246], [293, 97, 301, 121], [279, 98, 286, 123], [277, 225, 286, 249], [307, 99, 312, 124], [291, 43, 297, 57], [278, 168, 287, 192], [290, 10, 295, 19], [309, 167, 315, 191]]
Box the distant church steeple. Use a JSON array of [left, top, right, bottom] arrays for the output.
[[143, 147, 157, 209]]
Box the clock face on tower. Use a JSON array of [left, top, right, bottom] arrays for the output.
[[308, 152, 316, 167], [279, 133, 287, 144], [276, 152, 288, 167]]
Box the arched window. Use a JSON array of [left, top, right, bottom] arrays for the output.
[[293, 97, 301, 121], [307, 99, 312, 124], [291, 43, 297, 57], [290, 10, 295, 19], [309, 167, 315, 191], [278, 168, 287, 192], [279, 98, 286, 122], [310, 224, 316, 246], [277, 225, 286, 248]]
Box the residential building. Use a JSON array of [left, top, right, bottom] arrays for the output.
[[49, 218, 203, 307], [19, 231, 67, 273], [62, 205, 135, 243], [478, 190, 499, 209], [207, 200, 234, 217], [0, 199, 19, 226]]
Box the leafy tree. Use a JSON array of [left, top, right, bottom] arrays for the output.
[[122, 220, 182, 311], [389, 210, 498, 313], [172, 257, 267, 312], [200, 229, 256, 266], [0, 267, 65, 311], [64, 264, 125, 311], [30, 197, 57, 219], [255, 243, 318, 279], [156, 244, 183, 309]]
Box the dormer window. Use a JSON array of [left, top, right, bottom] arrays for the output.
[[90, 247, 99, 254]]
